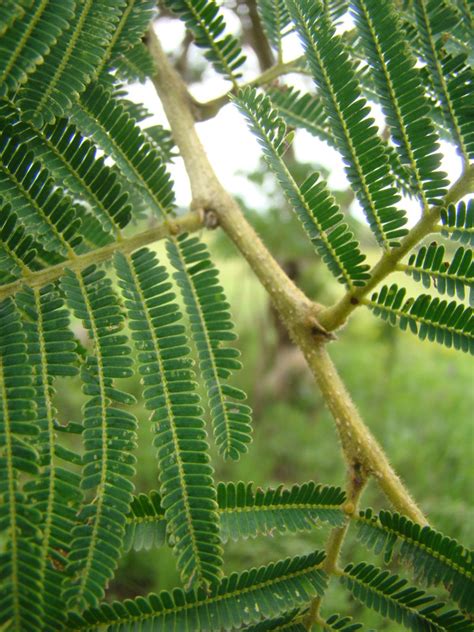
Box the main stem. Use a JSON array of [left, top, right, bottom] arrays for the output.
[[147, 27, 427, 525]]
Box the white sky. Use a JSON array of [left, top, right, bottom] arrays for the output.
[[128, 17, 467, 228]]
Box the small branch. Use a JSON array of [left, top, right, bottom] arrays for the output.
[[147, 27, 427, 526], [305, 467, 368, 630], [319, 163, 474, 331], [190, 56, 307, 122], [0, 211, 203, 301]]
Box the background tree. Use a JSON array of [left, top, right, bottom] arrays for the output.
[[0, 0, 473, 630]]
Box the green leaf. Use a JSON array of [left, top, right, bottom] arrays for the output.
[[164, 0, 246, 84], [218, 481, 346, 542], [16, 0, 127, 127], [0, 0, 74, 98], [166, 235, 252, 460], [16, 285, 81, 630], [124, 481, 346, 551], [124, 490, 167, 552], [440, 199, 474, 246], [61, 266, 137, 609], [403, 242, 473, 306], [67, 551, 327, 631], [367, 284, 473, 353], [71, 83, 174, 219], [257, 0, 291, 58], [0, 202, 37, 284], [355, 509, 474, 613], [115, 248, 223, 589], [112, 42, 156, 83], [0, 297, 43, 631], [319, 613, 364, 631], [286, 0, 408, 248], [0, 128, 82, 257], [341, 562, 472, 631], [414, 0, 474, 163], [0, 100, 132, 238], [267, 85, 415, 198], [351, 0, 448, 211], [235, 87, 370, 289]]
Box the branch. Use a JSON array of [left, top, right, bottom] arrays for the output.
[[147, 27, 427, 526], [319, 163, 474, 331], [190, 56, 307, 122], [0, 211, 202, 301]]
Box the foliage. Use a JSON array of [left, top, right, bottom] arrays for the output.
[[0, 0, 472, 630]]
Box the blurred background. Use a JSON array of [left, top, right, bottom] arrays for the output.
[[56, 2, 473, 627]]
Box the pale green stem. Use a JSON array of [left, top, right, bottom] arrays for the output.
[[0, 211, 203, 301], [319, 163, 474, 331], [147, 27, 427, 526]]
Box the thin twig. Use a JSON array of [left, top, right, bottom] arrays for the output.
[[0, 211, 203, 301]]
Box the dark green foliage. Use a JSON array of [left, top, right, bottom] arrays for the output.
[[368, 284, 473, 353], [112, 43, 156, 83], [355, 509, 474, 613], [404, 242, 473, 306], [0, 101, 132, 238], [72, 83, 174, 218], [0, 203, 37, 283], [0, 0, 74, 98], [124, 490, 167, 552], [115, 248, 223, 589], [441, 199, 474, 246], [167, 235, 252, 460], [351, 0, 448, 210], [414, 0, 474, 163], [124, 481, 346, 551], [15, 0, 127, 127], [341, 562, 472, 631], [0, 128, 82, 256], [61, 266, 137, 609], [236, 87, 370, 288], [286, 0, 408, 248], [218, 481, 346, 542], [67, 551, 328, 631], [16, 285, 80, 629], [0, 298, 43, 631], [257, 0, 291, 57], [0, 1, 472, 629], [164, 0, 246, 83]]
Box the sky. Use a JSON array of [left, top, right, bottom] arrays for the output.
[[127, 15, 467, 229]]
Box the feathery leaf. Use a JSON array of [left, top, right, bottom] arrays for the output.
[[68, 551, 327, 631], [0, 128, 82, 257], [164, 0, 246, 84], [61, 266, 137, 609], [0, 298, 43, 631], [16, 285, 80, 629], [367, 283, 473, 353], [351, 0, 448, 211], [440, 199, 474, 246], [414, 0, 474, 163], [115, 248, 223, 589], [167, 235, 252, 460], [341, 562, 472, 631], [286, 0, 408, 248], [355, 509, 474, 613], [124, 481, 346, 551], [403, 242, 474, 306], [236, 87, 370, 288], [0, 0, 74, 98], [71, 83, 174, 218], [16, 0, 127, 127]]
